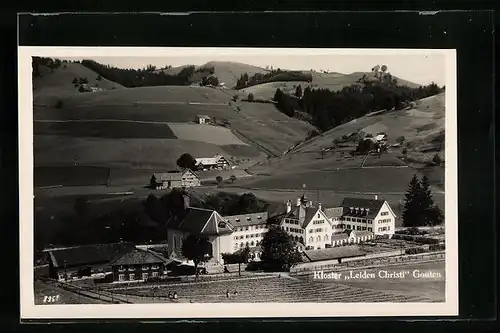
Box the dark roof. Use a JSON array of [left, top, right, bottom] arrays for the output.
[[224, 212, 268, 227], [341, 197, 385, 219], [302, 246, 366, 262], [47, 242, 136, 268], [284, 205, 319, 228], [169, 207, 233, 236], [111, 248, 169, 266]]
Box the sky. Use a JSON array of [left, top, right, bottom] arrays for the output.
[[64, 51, 446, 86]]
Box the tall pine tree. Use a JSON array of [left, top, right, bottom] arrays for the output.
[[402, 174, 423, 227], [419, 175, 444, 225]]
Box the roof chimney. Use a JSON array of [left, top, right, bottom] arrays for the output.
[[296, 198, 301, 207], [374, 195, 378, 200], [286, 200, 292, 213], [318, 202, 322, 210]]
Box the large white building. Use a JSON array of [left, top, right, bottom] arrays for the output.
[[279, 195, 396, 250], [165, 196, 268, 265]]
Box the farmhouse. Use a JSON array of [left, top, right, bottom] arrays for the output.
[[279, 195, 396, 250], [150, 169, 200, 189], [45, 242, 136, 281], [196, 115, 211, 125], [195, 154, 230, 170], [166, 196, 269, 265], [110, 248, 170, 283]]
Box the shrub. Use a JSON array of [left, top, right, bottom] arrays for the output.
[[429, 244, 445, 251], [247, 93, 255, 102], [96, 75, 102, 81], [405, 247, 426, 255], [432, 153, 442, 165]]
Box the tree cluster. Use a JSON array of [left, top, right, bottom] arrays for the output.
[[200, 75, 220, 87], [235, 69, 312, 89], [402, 174, 444, 227], [80, 60, 197, 87], [272, 68, 444, 132], [32, 57, 63, 78], [259, 226, 302, 272], [201, 192, 270, 216], [176, 153, 197, 170]]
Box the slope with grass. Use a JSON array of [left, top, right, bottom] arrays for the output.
[[236, 71, 422, 100], [33, 62, 124, 106]]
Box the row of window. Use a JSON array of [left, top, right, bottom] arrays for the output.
[[288, 227, 303, 234], [234, 240, 261, 249], [285, 219, 300, 226], [308, 228, 324, 233], [118, 271, 159, 281], [312, 220, 324, 225], [118, 264, 160, 272], [381, 211, 390, 216], [234, 233, 265, 240], [235, 224, 267, 232], [344, 217, 373, 223], [307, 235, 329, 243], [346, 225, 373, 231], [378, 218, 392, 223], [378, 226, 391, 232]]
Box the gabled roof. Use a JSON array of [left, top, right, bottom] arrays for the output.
[[111, 248, 169, 266], [341, 197, 386, 219], [224, 212, 268, 227], [152, 173, 182, 182], [302, 246, 366, 262], [284, 205, 328, 228], [46, 242, 136, 268], [197, 115, 211, 119], [195, 155, 228, 166], [169, 207, 234, 236]]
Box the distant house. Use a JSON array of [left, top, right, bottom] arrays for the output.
[[150, 169, 200, 189], [110, 248, 171, 283], [196, 115, 211, 125], [45, 242, 136, 281], [195, 155, 230, 170]]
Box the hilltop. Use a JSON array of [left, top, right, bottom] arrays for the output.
[[33, 62, 124, 106], [237, 71, 421, 100]]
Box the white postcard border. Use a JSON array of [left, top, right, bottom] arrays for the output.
[[19, 47, 458, 319]]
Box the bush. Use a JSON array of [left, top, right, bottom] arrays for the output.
[[414, 237, 440, 245], [96, 75, 102, 81], [245, 261, 264, 272], [429, 244, 445, 251], [247, 93, 255, 102], [405, 247, 427, 255]]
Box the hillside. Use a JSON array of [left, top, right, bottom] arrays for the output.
[[33, 62, 124, 106], [237, 71, 422, 100], [34, 84, 315, 186], [158, 61, 268, 88]]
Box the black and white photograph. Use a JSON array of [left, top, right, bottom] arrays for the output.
[[19, 47, 457, 318]]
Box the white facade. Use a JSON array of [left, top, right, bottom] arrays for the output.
[[304, 209, 334, 250], [231, 223, 269, 252]]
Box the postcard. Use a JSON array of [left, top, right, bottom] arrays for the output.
[[19, 47, 458, 319]]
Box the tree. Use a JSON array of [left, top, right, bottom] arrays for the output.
[[216, 176, 223, 185], [396, 136, 406, 145], [402, 174, 424, 227], [247, 93, 255, 102], [356, 139, 376, 154], [432, 153, 442, 166], [96, 75, 102, 81], [419, 176, 444, 226], [72, 77, 78, 84], [295, 85, 303, 98], [176, 153, 197, 170], [229, 175, 237, 183], [260, 226, 302, 272], [78, 85, 86, 93], [181, 235, 213, 276]]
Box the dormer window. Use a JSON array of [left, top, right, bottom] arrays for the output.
[[235, 218, 240, 222], [257, 216, 262, 219], [218, 222, 227, 228], [246, 217, 251, 221]]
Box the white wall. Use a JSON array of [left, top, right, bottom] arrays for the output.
[[304, 210, 333, 249], [373, 202, 395, 236]]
